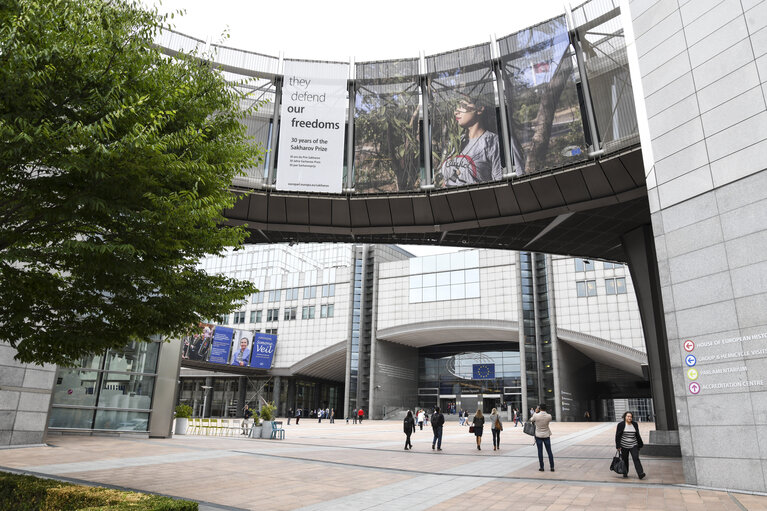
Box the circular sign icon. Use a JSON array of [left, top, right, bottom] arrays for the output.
[[685, 354, 697, 367], [687, 368, 699, 380], [689, 382, 701, 394], [683, 340, 695, 352]]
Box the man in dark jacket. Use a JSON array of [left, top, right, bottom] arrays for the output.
[[431, 407, 445, 451]]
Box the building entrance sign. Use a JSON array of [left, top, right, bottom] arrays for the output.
[[276, 60, 349, 193], [681, 333, 767, 395]]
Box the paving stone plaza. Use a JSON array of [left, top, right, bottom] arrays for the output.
[[3, 420, 767, 510]]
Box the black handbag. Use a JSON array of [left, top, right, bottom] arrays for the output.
[[610, 450, 626, 474], [469, 425, 475, 433], [523, 421, 535, 436]]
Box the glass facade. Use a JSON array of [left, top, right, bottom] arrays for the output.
[[418, 342, 521, 414], [49, 341, 159, 432], [408, 251, 480, 303]]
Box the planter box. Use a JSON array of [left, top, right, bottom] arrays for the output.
[[174, 417, 189, 435]]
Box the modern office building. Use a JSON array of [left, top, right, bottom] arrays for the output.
[[175, 243, 649, 425], [2, 0, 766, 494]]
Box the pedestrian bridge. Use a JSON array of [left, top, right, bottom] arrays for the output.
[[157, 0, 647, 262]]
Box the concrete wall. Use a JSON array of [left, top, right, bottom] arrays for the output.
[[0, 342, 56, 446], [627, 0, 767, 491], [556, 341, 598, 422], [369, 340, 419, 419]]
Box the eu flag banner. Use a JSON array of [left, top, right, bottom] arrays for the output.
[[250, 333, 277, 369], [472, 363, 495, 380]]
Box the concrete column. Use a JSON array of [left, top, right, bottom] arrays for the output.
[[148, 339, 183, 438], [237, 376, 247, 416], [287, 378, 296, 413], [546, 254, 563, 421], [273, 376, 282, 416], [515, 252, 529, 420], [203, 377, 213, 418], [621, 225, 677, 433]]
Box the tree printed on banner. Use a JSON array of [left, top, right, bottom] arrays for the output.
[[499, 16, 587, 175], [353, 60, 422, 193]]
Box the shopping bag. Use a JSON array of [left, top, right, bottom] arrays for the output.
[[523, 421, 535, 436], [469, 425, 475, 433]]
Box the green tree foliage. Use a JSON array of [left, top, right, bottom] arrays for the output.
[[0, 0, 260, 365]]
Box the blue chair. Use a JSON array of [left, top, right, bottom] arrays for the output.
[[270, 420, 285, 440]]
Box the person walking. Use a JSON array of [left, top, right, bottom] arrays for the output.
[[287, 408, 293, 425], [531, 403, 554, 472], [403, 411, 415, 450], [330, 408, 335, 424], [357, 408, 364, 424], [463, 409, 469, 425], [431, 407, 445, 450], [417, 409, 425, 430], [489, 407, 503, 450], [513, 408, 520, 427], [352, 409, 358, 424], [471, 409, 485, 450], [458, 410, 465, 426], [295, 407, 301, 425], [615, 411, 645, 479]]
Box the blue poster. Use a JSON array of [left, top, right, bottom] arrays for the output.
[[208, 326, 234, 364], [472, 363, 495, 380], [250, 333, 277, 369]]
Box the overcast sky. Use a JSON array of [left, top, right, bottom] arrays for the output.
[[145, 0, 571, 256], [148, 0, 569, 62]]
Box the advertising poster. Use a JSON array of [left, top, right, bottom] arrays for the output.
[[182, 323, 214, 361], [229, 330, 254, 367], [353, 59, 422, 193], [427, 44, 504, 188], [276, 60, 349, 193], [208, 326, 234, 365], [250, 333, 278, 369], [498, 16, 587, 175]]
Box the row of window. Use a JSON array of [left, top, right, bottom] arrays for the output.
[[409, 268, 481, 304], [230, 304, 336, 324], [576, 278, 627, 297], [574, 258, 624, 272], [251, 284, 336, 304]]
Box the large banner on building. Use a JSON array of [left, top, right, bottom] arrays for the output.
[[229, 329, 254, 367], [208, 326, 234, 364], [182, 323, 214, 362], [250, 333, 278, 369], [276, 60, 349, 193], [427, 44, 505, 188], [353, 59, 422, 193]]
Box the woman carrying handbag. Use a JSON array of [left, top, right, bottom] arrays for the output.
[[615, 411, 646, 479], [488, 407, 503, 451]]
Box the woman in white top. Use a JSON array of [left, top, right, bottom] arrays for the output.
[[488, 407, 503, 451], [417, 409, 425, 431], [531, 403, 554, 472]]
